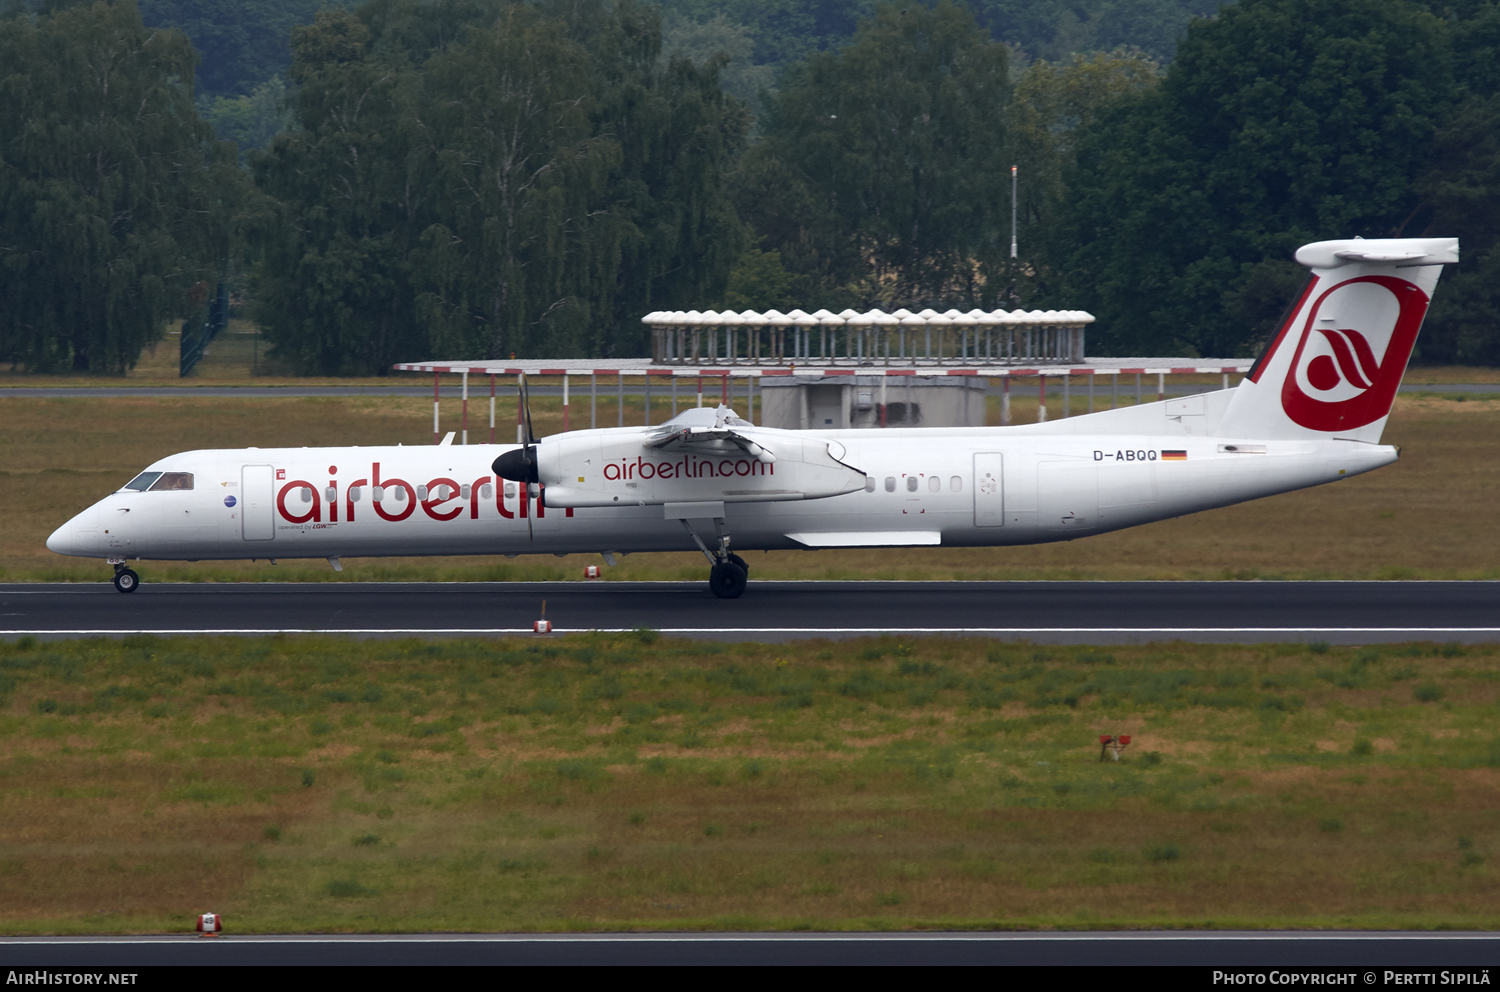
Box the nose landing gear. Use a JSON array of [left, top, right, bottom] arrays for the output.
[[110, 560, 140, 594]]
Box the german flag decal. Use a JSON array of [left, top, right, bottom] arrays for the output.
[[1161, 450, 1187, 461]]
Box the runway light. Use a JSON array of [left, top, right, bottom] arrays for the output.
[[196, 912, 223, 937], [1098, 735, 1133, 762]]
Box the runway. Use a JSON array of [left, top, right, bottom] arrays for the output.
[[2, 580, 1497, 643], [1, 931, 1497, 966]]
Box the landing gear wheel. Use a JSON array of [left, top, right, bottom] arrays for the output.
[[112, 568, 140, 594], [708, 560, 748, 599], [725, 553, 748, 577]]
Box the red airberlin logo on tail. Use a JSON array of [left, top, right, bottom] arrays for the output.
[[1280, 275, 1430, 432]]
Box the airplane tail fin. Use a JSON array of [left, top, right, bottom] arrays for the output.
[[1216, 237, 1458, 443]]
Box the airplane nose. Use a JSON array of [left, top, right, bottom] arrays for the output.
[[46, 521, 72, 554], [47, 508, 100, 557]]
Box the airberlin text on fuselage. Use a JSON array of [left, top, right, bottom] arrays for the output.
[[273, 461, 571, 525], [603, 455, 774, 482]]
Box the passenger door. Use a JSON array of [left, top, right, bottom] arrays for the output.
[[973, 453, 1004, 527]]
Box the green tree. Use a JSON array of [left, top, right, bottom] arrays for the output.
[[250, 0, 746, 373], [737, 1, 1012, 309], [723, 247, 795, 310], [1408, 2, 1500, 364], [976, 0, 1218, 63], [138, 0, 333, 98], [0, 0, 244, 372], [663, 13, 776, 114], [1058, 0, 1453, 357], [1005, 48, 1159, 304], [204, 75, 293, 154]]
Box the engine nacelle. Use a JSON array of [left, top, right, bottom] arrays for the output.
[[538, 428, 867, 508]]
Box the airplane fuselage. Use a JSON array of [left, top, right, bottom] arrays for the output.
[[48, 391, 1396, 564]]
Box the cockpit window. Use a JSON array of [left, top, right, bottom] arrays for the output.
[[121, 472, 162, 492], [148, 472, 194, 491]]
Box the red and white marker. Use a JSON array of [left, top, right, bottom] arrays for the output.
[[534, 598, 551, 634], [584, 565, 600, 579], [196, 912, 223, 937]]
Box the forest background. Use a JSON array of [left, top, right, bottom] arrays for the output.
[[1, 0, 1498, 375]]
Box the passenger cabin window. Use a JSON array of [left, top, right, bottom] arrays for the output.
[[349, 486, 363, 502], [324, 486, 336, 501], [927, 476, 940, 493], [950, 476, 963, 492], [122, 472, 162, 492], [480, 484, 493, 500], [884, 477, 896, 493], [864, 476, 875, 493], [147, 472, 193, 492], [906, 476, 918, 492]]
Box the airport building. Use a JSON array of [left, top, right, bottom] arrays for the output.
[[395, 306, 1251, 441]]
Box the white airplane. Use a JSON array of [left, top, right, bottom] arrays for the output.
[[47, 237, 1457, 598]]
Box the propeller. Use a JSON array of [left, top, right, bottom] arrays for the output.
[[491, 373, 539, 542]]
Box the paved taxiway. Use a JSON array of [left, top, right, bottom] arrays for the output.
[[2, 580, 1497, 643], [2, 932, 1497, 966]]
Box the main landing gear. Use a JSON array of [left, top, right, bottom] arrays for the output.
[[111, 561, 140, 594], [709, 554, 749, 600], [678, 517, 749, 600]]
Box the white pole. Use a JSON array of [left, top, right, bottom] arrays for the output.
[[461, 370, 468, 445], [1010, 165, 1018, 260], [562, 374, 569, 432]]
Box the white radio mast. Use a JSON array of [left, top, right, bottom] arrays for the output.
[[1010, 165, 1018, 259]]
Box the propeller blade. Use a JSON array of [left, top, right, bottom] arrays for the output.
[[522, 373, 537, 542], [519, 373, 537, 446]]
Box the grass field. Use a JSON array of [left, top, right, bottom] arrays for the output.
[[3, 389, 1499, 582], [1, 633, 1496, 933]]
